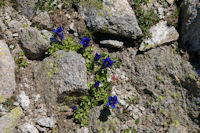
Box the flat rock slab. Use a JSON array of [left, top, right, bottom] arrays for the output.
[[36, 117, 55, 128], [18, 27, 49, 59], [0, 40, 16, 101], [0, 107, 22, 133], [139, 21, 179, 51], [18, 123, 39, 133], [37, 51, 88, 108], [79, 0, 142, 39], [100, 40, 124, 49]]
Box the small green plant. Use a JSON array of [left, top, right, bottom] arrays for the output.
[[2, 96, 15, 111], [131, 0, 160, 38], [15, 51, 28, 68], [135, 118, 140, 125]]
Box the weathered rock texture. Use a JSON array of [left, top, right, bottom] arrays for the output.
[[18, 27, 49, 59], [79, 0, 142, 39], [139, 21, 179, 51], [16, 0, 38, 18], [0, 107, 22, 133], [0, 40, 16, 101], [37, 51, 88, 109], [180, 0, 200, 62]]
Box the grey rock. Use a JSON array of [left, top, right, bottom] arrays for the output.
[[19, 123, 39, 133], [32, 12, 53, 29], [17, 91, 30, 110], [0, 19, 7, 32], [0, 107, 22, 133], [18, 27, 49, 59], [8, 20, 23, 32], [37, 51, 87, 109], [179, 0, 200, 61], [0, 40, 16, 101], [168, 125, 188, 133], [139, 21, 179, 51], [36, 117, 55, 128], [79, 0, 142, 39], [16, 0, 38, 18], [76, 127, 89, 133], [100, 40, 124, 49], [0, 104, 8, 112], [4, 30, 13, 39]]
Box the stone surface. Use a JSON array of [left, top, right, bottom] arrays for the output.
[[0, 19, 7, 32], [18, 27, 49, 59], [19, 123, 39, 133], [76, 127, 89, 133], [36, 117, 55, 128], [139, 21, 179, 51], [168, 125, 188, 133], [32, 11, 53, 29], [16, 0, 38, 18], [17, 91, 30, 110], [79, 0, 142, 39], [37, 51, 88, 109], [0, 104, 8, 112], [0, 107, 22, 133], [100, 40, 123, 48], [179, 0, 200, 62], [0, 40, 16, 101], [166, 0, 174, 4], [8, 20, 23, 32]]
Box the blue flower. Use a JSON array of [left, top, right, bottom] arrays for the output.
[[71, 105, 77, 111], [106, 96, 118, 108], [80, 37, 90, 50], [52, 26, 64, 41], [94, 53, 101, 62], [93, 81, 100, 88], [101, 56, 113, 69]]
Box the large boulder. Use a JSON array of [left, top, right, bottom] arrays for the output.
[[18, 27, 49, 60], [179, 0, 200, 62], [16, 0, 38, 18], [79, 0, 142, 39], [0, 40, 16, 102], [37, 51, 88, 109], [0, 107, 22, 133]]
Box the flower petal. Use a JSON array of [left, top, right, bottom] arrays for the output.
[[106, 101, 110, 107], [111, 104, 115, 108]]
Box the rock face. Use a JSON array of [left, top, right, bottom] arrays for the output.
[[18, 27, 49, 59], [0, 40, 16, 101], [32, 12, 53, 30], [0, 107, 22, 133], [16, 0, 38, 18], [18, 123, 39, 133], [36, 117, 55, 128], [79, 0, 142, 39], [37, 51, 88, 109], [100, 40, 124, 49], [139, 21, 179, 51], [180, 0, 200, 61]]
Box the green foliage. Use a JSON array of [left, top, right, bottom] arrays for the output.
[[15, 51, 28, 68], [131, 0, 160, 38], [47, 36, 81, 56], [135, 118, 140, 125], [2, 96, 15, 111]]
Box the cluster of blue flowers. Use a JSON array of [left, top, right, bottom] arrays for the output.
[[53, 26, 118, 110]]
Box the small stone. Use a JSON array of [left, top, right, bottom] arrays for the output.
[[13, 102, 19, 106], [17, 91, 30, 110], [69, 23, 76, 32], [76, 127, 89, 133], [19, 123, 39, 133], [100, 40, 124, 49], [139, 21, 179, 51], [13, 33, 19, 37], [35, 125, 46, 132], [166, 0, 174, 4], [74, 32, 79, 37], [0, 104, 8, 112], [36, 117, 55, 128], [33, 94, 40, 102]]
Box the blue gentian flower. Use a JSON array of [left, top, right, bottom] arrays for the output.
[[94, 53, 101, 62], [101, 56, 113, 69], [52, 26, 64, 41], [71, 105, 77, 111], [93, 81, 100, 88], [80, 37, 90, 50], [106, 96, 118, 108]]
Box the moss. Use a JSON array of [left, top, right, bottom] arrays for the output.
[[44, 62, 58, 81], [172, 120, 179, 127], [156, 76, 163, 81], [0, 96, 6, 103]]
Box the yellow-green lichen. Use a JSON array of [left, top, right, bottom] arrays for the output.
[[44, 62, 58, 81]]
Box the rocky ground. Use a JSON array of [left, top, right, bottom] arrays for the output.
[[0, 0, 199, 133]]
